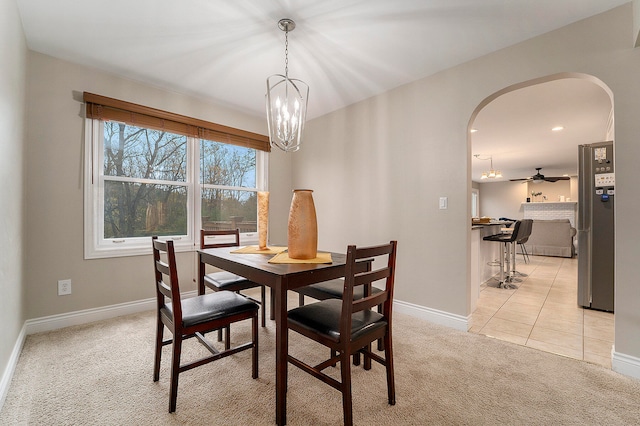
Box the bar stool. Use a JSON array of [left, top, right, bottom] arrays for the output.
[[512, 219, 533, 278], [483, 220, 522, 289]]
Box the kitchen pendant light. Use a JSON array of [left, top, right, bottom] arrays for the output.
[[266, 18, 309, 152], [475, 155, 502, 179]]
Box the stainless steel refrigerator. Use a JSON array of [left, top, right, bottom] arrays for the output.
[[577, 141, 615, 312]]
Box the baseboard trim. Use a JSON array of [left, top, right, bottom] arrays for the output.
[[394, 299, 469, 331], [0, 323, 27, 411], [612, 349, 640, 380], [23, 290, 197, 335], [25, 298, 154, 335]]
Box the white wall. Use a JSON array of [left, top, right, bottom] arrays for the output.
[[299, 4, 640, 366], [0, 0, 27, 403], [478, 181, 528, 220], [23, 52, 292, 319], [526, 180, 572, 202], [477, 179, 573, 221]]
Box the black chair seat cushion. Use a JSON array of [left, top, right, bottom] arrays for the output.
[[204, 271, 254, 290], [484, 221, 522, 244], [483, 234, 513, 243], [162, 291, 258, 328], [288, 299, 387, 343], [297, 279, 382, 301]]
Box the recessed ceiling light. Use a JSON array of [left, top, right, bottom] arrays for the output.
[[552, 126, 564, 132], [470, 128, 478, 133]]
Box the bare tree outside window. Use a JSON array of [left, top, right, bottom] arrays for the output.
[[200, 139, 257, 232], [103, 122, 187, 238], [101, 122, 259, 239]]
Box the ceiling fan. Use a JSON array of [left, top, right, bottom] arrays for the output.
[[510, 167, 570, 183]]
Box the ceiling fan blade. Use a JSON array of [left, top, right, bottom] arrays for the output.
[[508, 168, 570, 183], [544, 176, 570, 182]]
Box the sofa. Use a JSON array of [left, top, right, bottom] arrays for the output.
[[524, 219, 576, 258]]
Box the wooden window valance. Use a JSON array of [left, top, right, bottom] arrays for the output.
[[83, 92, 270, 152]]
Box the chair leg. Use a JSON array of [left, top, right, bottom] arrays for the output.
[[216, 290, 224, 343], [260, 286, 266, 327], [377, 304, 384, 351], [203, 287, 225, 343], [497, 241, 506, 286], [512, 244, 528, 278], [384, 330, 396, 405], [521, 243, 530, 264], [364, 343, 372, 370], [504, 242, 512, 282], [330, 349, 338, 367], [270, 291, 275, 320], [153, 318, 164, 382], [224, 325, 231, 350], [340, 350, 354, 426], [298, 292, 305, 307], [252, 312, 259, 379], [169, 334, 183, 413]]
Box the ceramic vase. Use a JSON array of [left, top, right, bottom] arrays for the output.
[[258, 191, 269, 250], [287, 189, 318, 259]]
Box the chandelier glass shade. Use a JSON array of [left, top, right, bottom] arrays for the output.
[[480, 169, 502, 179], [266, 19, 309, 153]]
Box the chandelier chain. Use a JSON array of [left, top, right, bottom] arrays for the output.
[[284, 30, 289, 78]]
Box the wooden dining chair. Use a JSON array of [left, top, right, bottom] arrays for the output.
[[286, 241, 398, 426], [152, 236, 258, 413], [200, 229, 268, 345]]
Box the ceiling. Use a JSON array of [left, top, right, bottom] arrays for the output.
[[16, 0, 623, 178], [471, 78, 612, 183]]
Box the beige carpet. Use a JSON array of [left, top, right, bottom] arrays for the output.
[[1, 304, 640, 425]]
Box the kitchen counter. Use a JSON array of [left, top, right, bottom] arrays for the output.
[[470, 223, 503, 313]]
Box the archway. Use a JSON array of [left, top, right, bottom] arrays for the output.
[[468, 73, 615, 367]]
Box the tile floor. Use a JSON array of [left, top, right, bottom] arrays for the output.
[[469, 254, 615, 369]]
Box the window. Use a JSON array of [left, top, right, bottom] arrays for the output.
[[471, 188, 480, 218], [199, 138, 262, 235], [83, 93, 269, 259]]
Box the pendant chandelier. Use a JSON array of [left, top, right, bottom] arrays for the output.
[[266, 18, 309, 153], [475, 155, 502, 179]]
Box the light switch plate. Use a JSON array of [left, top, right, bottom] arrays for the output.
[[439, 197, 448, 209]]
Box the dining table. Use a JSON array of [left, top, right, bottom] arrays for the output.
[[197, 246, 371, 425]]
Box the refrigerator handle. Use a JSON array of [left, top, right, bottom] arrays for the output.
[[578, 145, 591, 231]]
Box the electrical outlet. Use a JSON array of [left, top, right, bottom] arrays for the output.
[[58, 279, 72, 296]]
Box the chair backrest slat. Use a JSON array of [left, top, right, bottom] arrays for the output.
[[354, 268, 390, 287], [200, 229, 241, 249], [355, 244, 395, 259], [352, 292, 387, 313], [156, 273, 172, 299], [155, 259, 170, 276]]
